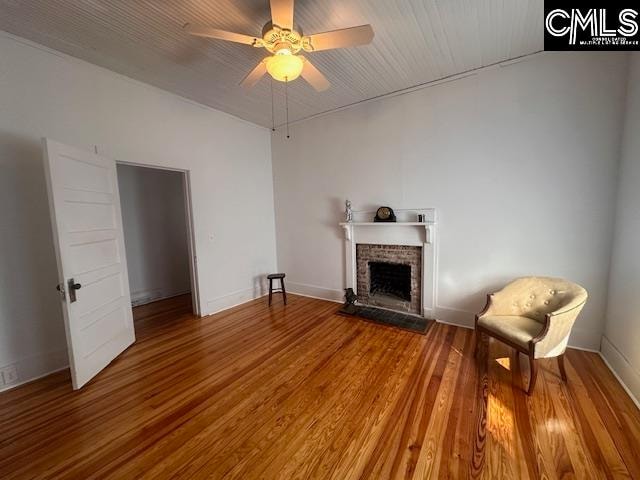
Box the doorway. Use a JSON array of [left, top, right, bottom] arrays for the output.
[[43, 138, 203, 388], [116, 163, 199, 322]]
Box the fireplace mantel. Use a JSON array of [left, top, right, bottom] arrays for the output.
[[339, 222, 435, 243], [339, 209, 437, 318]]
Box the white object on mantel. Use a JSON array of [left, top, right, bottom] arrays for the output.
[[339, 208, 437, 319]]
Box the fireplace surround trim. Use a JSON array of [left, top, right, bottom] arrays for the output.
[[340, 209, 437, 318]]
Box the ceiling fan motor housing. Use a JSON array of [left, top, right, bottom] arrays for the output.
[[262, 21, 303, 54]]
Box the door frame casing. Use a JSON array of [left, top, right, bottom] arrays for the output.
[[115, 160, 201, 316]]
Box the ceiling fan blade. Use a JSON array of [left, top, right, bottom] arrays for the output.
[[302, 24, 374, 52], [240, 60, 268, 89], [184, 24, 261, 46], [300, 57, 330, 92], [270, 0, 294, 30]]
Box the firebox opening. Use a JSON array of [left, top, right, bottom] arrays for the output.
[[369, 261, 411, 302]]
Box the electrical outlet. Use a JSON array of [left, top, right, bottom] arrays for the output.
[[1, 364, 18, 385]]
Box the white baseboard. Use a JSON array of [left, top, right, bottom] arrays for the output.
[[435, 318, 473, 329], [205, 287, 267, 316], [433, 306, 475, 329], [131, 288, 191, 307], [570, 345, 601, 353], [287, 282, 344, 303], [600, 336, 640, 410], [0, 349, 69, 393]]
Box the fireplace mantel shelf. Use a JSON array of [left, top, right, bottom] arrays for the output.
[[339, 222, 434, 227], [339, 221, 435, 244]]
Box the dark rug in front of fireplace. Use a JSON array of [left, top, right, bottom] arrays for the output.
[[338, 305, 432, 334]]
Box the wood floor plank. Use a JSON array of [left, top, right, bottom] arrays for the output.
[[578, 352, 640, 479], [1, 294, 639, 479], [542, 365, 596, 480], [115, 310, 352, 479], [354, 325, 451, 480], [241, 326, 409, 479], [526, 362, 575, 479], [471, 331, 490, 480], [389, 326, 456, 479], [484, 343, 526, 479], [412, 328, 468, 479], [563, 352, 632, 479], [436, 331, 477, 479], [510, 353, 544, 480], [311, 331, 427, 479]]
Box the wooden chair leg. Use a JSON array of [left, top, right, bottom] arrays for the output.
[[268, 279, 273, 307], [557, 354, 568, 382], [527, 355, 538, 395], [514, 351, 521, 369], [474, 331, 481, 357], [281, 278, 287, 305]]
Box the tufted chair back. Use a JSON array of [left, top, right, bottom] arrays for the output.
[[490, 277, 588, 323]]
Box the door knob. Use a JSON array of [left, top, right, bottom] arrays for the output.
[[68, 278, 82, 303]]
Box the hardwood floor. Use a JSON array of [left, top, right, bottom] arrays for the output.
[[1, 294, 639, 479]]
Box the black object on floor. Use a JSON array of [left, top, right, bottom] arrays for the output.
[[267, 273, 287, 306], [338, 304, 432, 334]]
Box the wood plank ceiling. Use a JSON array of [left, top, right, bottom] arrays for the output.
[[0, 0, 543, 128]]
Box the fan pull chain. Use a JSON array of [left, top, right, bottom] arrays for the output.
[[270, 78, 275, 132], [285, 77, 290, 139]]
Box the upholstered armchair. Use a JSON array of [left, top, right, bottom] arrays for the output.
[[474, 277, 588, 395]]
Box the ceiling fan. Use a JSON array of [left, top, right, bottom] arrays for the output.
[[184, 0, 374, 92]]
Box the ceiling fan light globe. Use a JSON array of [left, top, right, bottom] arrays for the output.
[[266, 54, 303, 82]]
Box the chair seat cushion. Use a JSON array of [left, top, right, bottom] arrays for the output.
[[267, 273, 286, 279], [477, 315, 545, 349]]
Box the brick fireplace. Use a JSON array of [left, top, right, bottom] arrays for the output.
[[339, 208, 437, 319], [356, 244, 422, 315]]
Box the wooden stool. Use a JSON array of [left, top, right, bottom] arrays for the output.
[[267, 273, 287, 306]]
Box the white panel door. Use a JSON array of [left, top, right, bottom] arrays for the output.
[[43, 138, 135, 389]]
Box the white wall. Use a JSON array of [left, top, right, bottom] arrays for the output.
[[272, 52, 629, 350], [602, 52, 640, 403], [117, 164, 191, 306], [0, 32, 277, 389]]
